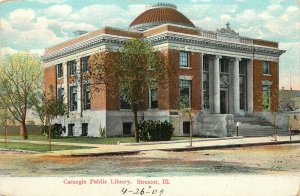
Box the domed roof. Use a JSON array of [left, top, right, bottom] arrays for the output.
[[129, 3, 196, 31]]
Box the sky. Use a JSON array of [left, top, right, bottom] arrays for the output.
[[0, 0, 299, 89]]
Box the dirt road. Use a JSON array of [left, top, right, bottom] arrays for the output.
[[0, 144, 299, 176]]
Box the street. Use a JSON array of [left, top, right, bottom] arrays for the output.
[[0, 143, 299, 176]]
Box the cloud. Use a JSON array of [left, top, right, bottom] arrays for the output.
[[69, 4, 145, 29], [191, 0, 211, 2], [279, 42, 300, 90], [9, 9, 35, 30], [270, 0, 286, 4], [44, 4, 72, 18], [30, 0, 69, 4]]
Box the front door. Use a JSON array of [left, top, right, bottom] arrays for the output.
[[220, 89, 228, 114]]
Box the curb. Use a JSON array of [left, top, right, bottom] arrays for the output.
[[120, 136, 244, 146], [163, 140, 300, 152], [0, 148, 40, 154]]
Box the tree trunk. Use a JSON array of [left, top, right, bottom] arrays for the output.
[[4, 124, 7, 147], [273, 112, 277, 142], [20, 122, 28, 140], [133, 109, 139, 143], [48, 124, 52, 151]]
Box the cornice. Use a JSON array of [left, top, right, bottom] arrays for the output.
[[43, 30, 286, 63], [146, 32, 286, 58], [43, 34, 126, 63]]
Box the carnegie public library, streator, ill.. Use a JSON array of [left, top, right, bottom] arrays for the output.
[[43, 3, 286, 137]]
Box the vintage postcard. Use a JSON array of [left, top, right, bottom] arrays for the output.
[[0, 0, 299, 195]]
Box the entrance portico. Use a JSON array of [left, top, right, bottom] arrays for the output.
[[203, 54, 253, 115]]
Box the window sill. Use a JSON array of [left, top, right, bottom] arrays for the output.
[[180, 67, 192, 69], [263, 74, 272, 77], [83, 109, 91, 111], [57, 77, 63, 79]]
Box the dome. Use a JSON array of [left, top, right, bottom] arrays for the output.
[[129, 3, 196, 31]]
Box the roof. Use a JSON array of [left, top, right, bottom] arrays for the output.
[[44, 27, 142, 55], [280, 90, 300, 97], [129, 3, 196, 31]]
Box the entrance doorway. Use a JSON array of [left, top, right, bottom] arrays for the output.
[[220, 89, 228, 114]]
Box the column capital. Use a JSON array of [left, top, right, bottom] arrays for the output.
[[235, 57, 241, 62], [215, 55, 222, 59]]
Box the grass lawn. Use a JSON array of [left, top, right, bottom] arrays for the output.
[[1, 135, 199, 144], [0, 142, 94, 152]]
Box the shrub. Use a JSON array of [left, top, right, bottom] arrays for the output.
[[138, 120, 174, 141], [41, 123, 66, 138]]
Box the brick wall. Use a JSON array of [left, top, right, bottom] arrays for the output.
[[143, 25, 201, 37], [161, 49, 201, 111], [43, 65, 56, 97], [253, 39, 278, 48], [253, 60, 279, 112]]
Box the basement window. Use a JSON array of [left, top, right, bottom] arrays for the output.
[[183, 121, 190, 134], [123, 122, 132, 135]]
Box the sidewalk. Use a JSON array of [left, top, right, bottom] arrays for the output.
[[2, 135, 300, 156], [38, 135, 300, 157]]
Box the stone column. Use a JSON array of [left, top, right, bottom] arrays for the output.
[[209, 56, 214, 111], [233, 58, 240, 114], [247, 59, 254, 113], [213, 55, 221, 114], [200, 53, 204, 110], [63, 62, 68, 104]]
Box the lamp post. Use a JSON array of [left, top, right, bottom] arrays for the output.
[[236, 122, 240, 137]]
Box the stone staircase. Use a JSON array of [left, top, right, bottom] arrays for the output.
[[234, 114, 289, 137]]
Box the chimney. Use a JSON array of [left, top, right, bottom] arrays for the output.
[[73, 30, 88, 37]]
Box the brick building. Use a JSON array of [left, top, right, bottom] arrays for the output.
[[43, 3, 285, 137]]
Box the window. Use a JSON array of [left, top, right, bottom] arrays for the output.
[[203, 56, 209, 109], [220, 58, 229, 73], [68, 60, 76, 76], [123, 122, 132, 135], [180, 51, 189, 67], [263, 61, 270, 75], [150, 88, 158, 109], [56, 63, 63, 78], [183, 121, 190, 134], [239, 62, 246, 75], [68, 124, 75, 136], [120, 89, 131, 109], [262, 85, 271, 111], [81, 56, 89, 73], [57, 87, 64, 102], [82, 123, 88, 136], [179, 80, 191, 108], [83, 83, 90, 110], [69, 86, 77, 111]]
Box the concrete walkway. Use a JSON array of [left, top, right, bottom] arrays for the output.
[[1, 135, 300, 157], [37, 135, 300, 156]]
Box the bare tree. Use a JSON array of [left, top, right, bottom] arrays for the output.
[[88, 39, 167, 142], [0, 51, 42, 139], [178, 96, 193, 147], [38, 85, 67, 150]]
